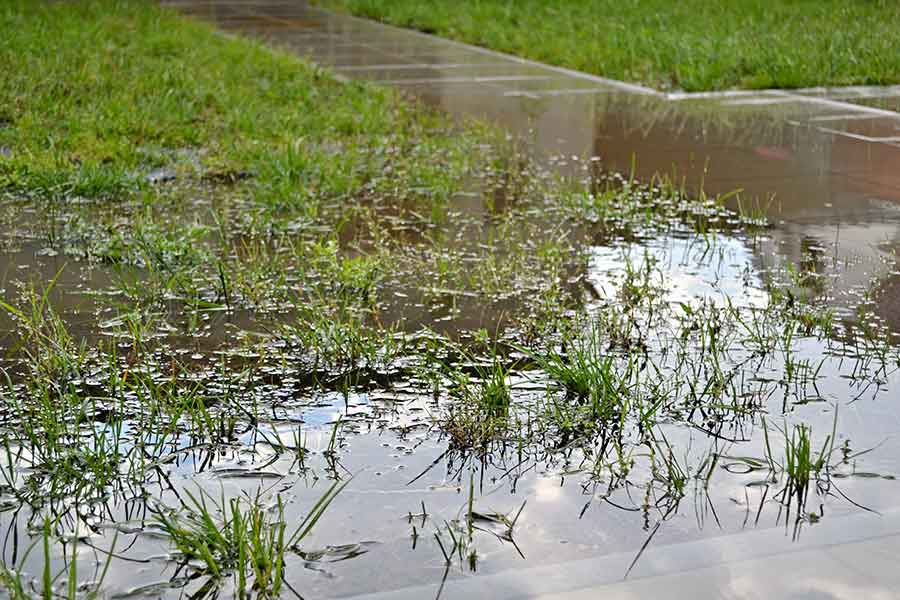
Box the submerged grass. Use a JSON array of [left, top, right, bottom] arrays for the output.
[[152, 483, 345, 598], [440, 353, 516, 451], [320, 0, 900, 92]]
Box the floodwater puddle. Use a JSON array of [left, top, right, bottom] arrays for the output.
[[1, 1, 900, 598]]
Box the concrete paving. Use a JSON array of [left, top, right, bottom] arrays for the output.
[[343, 508, 900, 600], [160, 0, 900, 328], [158, 2, 900, 597]]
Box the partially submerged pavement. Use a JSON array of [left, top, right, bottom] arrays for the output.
[[164, 0, 900, 328], [157, 2, 900, 598]]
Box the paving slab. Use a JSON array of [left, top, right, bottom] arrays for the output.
[[342, 508, 900, 600]]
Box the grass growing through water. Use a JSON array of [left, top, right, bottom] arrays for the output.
[[761, 414, 842, 522], [320, 0, 900, 91], [517, 322, 631, 427], [153, 483, 345, 598], [440, 351, 516, 451]]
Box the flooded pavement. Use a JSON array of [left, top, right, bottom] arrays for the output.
[[162, 0, 900, 327], [2, 1, 900, 598]]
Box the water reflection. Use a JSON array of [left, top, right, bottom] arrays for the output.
[[164, 0, 900, 333]]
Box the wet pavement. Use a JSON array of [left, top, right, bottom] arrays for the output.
[[346, 507, 900, 600], [161, 0, 900, 330], [136, 2, 900, 598]]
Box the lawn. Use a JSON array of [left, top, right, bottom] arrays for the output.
[[0, 0, 573, 316], [319, 0, 900, 92]]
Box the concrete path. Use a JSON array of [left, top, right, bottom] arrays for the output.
[[344, 507, 900, 600], [159, 2, 900, 598], [161, 0, 900, 329]]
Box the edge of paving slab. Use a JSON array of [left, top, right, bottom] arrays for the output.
[[299, 5, 662, 97], [303, 4, 900, 120], [342, 508, 900, 600]]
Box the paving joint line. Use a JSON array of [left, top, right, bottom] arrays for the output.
[[334, 62, 512, 72], [373, 75, 555, 85]]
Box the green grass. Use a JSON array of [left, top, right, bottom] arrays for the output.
[[516, 322, 631, 427], [0, 0, 476, 198], [441, 353, 515, 450], [152, 483, 346, 598], [319, 0, 900, 92], [0, 0, 502, 219], [0, 0, 577, 321]]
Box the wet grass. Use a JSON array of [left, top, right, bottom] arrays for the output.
[[152, 483, 345, 598], [0, 0, 467, 198], [319, 0, 900, 92], [440, 353, 516, 451], [0, 1, 590, 594]]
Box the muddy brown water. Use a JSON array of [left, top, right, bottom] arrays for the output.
[[1, 1, 900, 598]]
